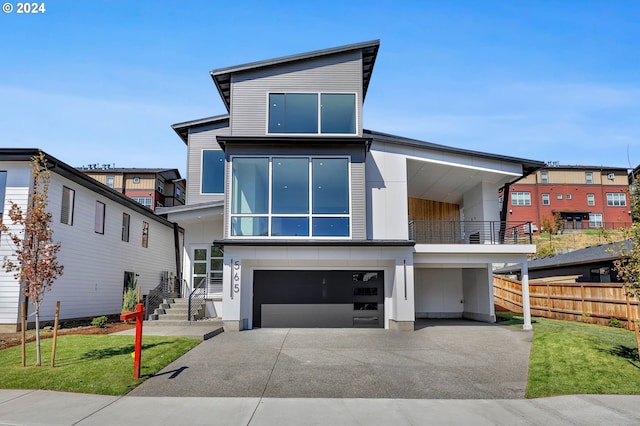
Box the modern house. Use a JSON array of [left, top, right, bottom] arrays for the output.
[[160, 40, 544, 331], [0, 149, 179, 332], [80, 166, 186, 210], [501, 165, 632, 232]]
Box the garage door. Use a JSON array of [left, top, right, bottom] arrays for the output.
[[253, 270, 384, 328]]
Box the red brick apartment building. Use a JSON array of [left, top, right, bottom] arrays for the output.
[[501, 165, 632, 232]]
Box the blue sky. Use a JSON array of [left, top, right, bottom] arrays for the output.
[[1, 0, 639, 176]]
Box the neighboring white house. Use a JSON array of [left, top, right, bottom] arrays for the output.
[[0, 149, 179, 332], [160, 40, 543, 331]]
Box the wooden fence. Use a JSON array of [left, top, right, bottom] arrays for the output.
[[493, 275, 639, 329]]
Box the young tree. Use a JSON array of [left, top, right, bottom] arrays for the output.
[[1, 151, 64, 366]]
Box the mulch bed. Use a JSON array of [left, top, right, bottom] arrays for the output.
[[0, 320, 136, 351]]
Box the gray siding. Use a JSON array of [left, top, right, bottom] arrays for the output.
[[230, 51, 363, 137], [186, 123, 230, 205], [351, 161, 366, 239]]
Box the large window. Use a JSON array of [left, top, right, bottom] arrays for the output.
[[606, 192, 626, 206], [589, 213, 603, 227], [202, 150, 225, 194], [61, 186, 75, 225], [230, 156, 350, 237], [511, 191, 531, 206], [268, 93, 356, 135]]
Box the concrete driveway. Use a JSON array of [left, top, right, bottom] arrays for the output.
[[129, 319, 532, 399]]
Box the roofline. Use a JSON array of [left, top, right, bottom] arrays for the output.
[[364, 129, 545, 172], [210, 40, 380, 111], [171, 115, 230, 144], [215, 135, 372, 153], [539, 165, 631, 171], [0, 149, 175, 228]]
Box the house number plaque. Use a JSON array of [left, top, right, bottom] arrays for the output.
[[230, 259, 240, 299]]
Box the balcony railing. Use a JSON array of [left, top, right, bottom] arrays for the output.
[[409, 220, 534, 245]]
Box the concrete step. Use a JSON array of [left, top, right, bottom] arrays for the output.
[[145, 318, 223, 327]]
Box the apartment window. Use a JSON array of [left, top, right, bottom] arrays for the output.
[[556, 193, 563, 200], [542, 193, 550, 205], [230, 156, 350, 237], [268, 93, 356, 135], [131, 197, 152, 208], [202, 150, 225, 194], [95, 201, 105, 234], [157, 179, 164, 194], [175, 187, 182, 201], [585, 172, 593, 184], [60, 186, 75, 225], [511, 191, 531, 206], [106, 176, 114, 188], [606, 192, 626, 206], [142, 221, 149, 248], [121, 213, 130, 242], [587, 193, 595, 206], [566, 194, 572, 200], [589, 213, 603, 227], [540, 171, 548, 184]]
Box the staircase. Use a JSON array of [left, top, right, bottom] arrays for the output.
[[148, 298, 209, 326]]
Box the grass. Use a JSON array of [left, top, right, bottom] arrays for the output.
[[497, 312, 640, 398], [0, 335, 200, 395]]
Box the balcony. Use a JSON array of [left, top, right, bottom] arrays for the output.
[[409, 220, 534, 245]]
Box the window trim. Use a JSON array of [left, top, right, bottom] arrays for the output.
[[266, 92, 358, 136], [228, 154, 352, 239]]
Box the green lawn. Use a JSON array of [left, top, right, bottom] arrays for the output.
[[0, 335, 200, 395], [498, 312, 640, 398]]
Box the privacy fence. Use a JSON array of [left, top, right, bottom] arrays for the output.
[[493, 275, 639, 329]]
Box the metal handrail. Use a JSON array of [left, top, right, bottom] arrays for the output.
[[187, 279, 207, 321], [144, 273, 175, 320], [408, 220, 533, 244]]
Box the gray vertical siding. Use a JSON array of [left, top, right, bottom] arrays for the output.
[[230, 50, 363, 137], [186, 123, 230, 205], [351, 161, 366, 240]]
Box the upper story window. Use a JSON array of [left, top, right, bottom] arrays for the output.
[[61, 186, 75, 225], [585, 172, 593, 184], [202, 150, 225, 194], [157, 179, 164, 194], [606, 192, 626, 206], [268, 93, 356, 135], [542, 193, 550, 205], [122, 213, 130, 242], [95, 201, 105, 234], [511, 191, 531, 206], [230, 156, 350, 238], [540, 171, 548, 184], [106, 176, 114, 188], [587, 193, 595, 206], [131, 196, 152, 209]]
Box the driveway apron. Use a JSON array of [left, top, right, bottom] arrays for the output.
[[129, 320, 532, 399]]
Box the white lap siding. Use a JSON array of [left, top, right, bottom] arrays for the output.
[[0, 164, 177, 327]]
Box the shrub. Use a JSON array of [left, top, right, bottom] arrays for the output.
[[91, 316, 108, 328], [608, 317, 622, 328], [536, 245, 555, 258], [122, 288, 138, 313]]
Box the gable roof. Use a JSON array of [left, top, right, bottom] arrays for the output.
[[210, 40, 380, 111], [0, 149, 175, 227], [494, 240, 633, 274]]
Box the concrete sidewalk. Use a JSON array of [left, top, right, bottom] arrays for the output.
[[1, 390, 639, 425]]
